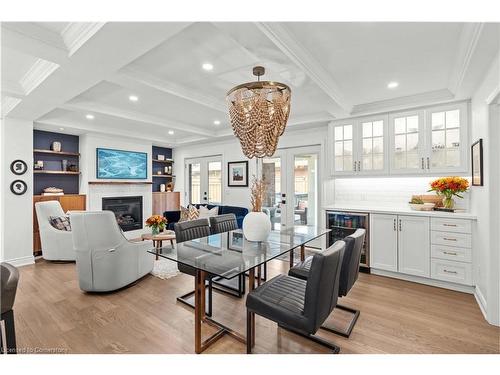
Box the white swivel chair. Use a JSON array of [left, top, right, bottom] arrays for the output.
[[35, 200, 76, 261], [70, 211, 154, 292]]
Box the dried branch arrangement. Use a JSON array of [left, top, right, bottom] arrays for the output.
[[250, 176, 268, 213]]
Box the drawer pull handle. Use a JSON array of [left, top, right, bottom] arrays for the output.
[[443, 238, 457, 241], [443, 269, 458, 274], [443, 224, 457, 227], [443, 251, 458, 256]]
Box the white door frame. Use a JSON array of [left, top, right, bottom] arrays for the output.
[[184, 155, 223, 205]]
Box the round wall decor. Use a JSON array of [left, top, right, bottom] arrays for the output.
[[10, 160, 28, 175], [10, 180, 28, 195]]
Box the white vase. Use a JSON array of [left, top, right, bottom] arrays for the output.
[[243, 211, 271, 242]]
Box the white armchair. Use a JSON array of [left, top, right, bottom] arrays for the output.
[[70, 211, 154, 292], [35, 201, 75, 261]]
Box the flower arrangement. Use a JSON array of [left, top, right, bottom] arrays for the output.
[[145, 215, 167, 235], [428, 176, 469, 209]]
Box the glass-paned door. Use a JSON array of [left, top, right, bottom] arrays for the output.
[[429, 108, 461, 169], [333, 123, 354, 174], [390, 111, 424, 173], [360, 118, 385, 172], [262, 156, 285, 231], [185, 156, 222, 205], [292, 153, 318, 227]]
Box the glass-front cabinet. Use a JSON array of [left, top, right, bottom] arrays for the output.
[[329, 101, 469, 177]]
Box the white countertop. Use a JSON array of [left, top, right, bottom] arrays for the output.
[[323, 203, 477, 220]]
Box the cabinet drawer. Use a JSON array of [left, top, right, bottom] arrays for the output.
[[431, 259, 472, 285], [431, 231, 471, 248], [431, 218, 471, 234], [431, 244, 471, 263]]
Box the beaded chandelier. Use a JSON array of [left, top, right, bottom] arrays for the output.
[[226, 66, 291, 159]]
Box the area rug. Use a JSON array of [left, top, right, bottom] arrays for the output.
[[151, 258, 179, 279]]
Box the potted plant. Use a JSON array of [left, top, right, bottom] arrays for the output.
[[145, 215, 167, 235], [428, 177, 469, 209], [243, 177, 271, 242]]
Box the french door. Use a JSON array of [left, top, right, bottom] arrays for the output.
[[185, 156, 223, 205], [262, 145, 320, 230]]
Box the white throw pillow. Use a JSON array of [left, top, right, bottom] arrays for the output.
[[198, 205, 219, 220]]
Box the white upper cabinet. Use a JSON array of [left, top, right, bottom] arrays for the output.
[[329, 101, 469, 177], [389, 110, 425, 174], [425, 102, 468, 173]]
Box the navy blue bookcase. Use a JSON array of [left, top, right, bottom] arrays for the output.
[[33, 130, 80, 195], [151, 145, 174, 192]]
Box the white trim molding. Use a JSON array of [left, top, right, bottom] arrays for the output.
[[19, 58, 60, 95], [61, 22, 106, 56], [4, 255, 35, 267], [474, 286, 488, 321]]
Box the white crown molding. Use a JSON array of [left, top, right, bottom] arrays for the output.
[[1, 96, 23, 117], [19, 59, 60, 95], [1, 79, 25, 98], [350, 89, 455, 116], [111, 67, 227, 113], [61, 22, 106, 56], [448, 23, 484, 95], [255, 22, 352, 114], [60, 101, 216, 138]]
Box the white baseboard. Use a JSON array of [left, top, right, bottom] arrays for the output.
[[371, 268, 475, 294], [474, 286, 489, 322], [3, 255, 35, 267]]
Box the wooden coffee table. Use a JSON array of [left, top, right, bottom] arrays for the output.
[[141, 231, 176, 260]]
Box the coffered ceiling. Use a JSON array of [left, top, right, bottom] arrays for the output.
[[1, 22, 498, 147]]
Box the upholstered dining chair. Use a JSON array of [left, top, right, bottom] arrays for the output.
[[288, 228, 366, 337], [174, 219, 213, 316], [35, 200, 75, 261], [209, 214, 245, 297], [1, 262, 19, 354], [246, 240, 345, 353]]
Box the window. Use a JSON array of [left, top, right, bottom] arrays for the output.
[[430, 109, 460, 168], [361, 119, 384, 171], [334, 124, 353, 172], [393, 114, 421, 170], [208, 161, 222, 204]]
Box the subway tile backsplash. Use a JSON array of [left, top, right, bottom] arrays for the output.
[[334, 177, 470, 210]]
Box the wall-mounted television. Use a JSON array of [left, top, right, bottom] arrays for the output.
[[96, 148, 148, 179]]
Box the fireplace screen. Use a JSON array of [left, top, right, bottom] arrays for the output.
[[102, 196, 143, 232]]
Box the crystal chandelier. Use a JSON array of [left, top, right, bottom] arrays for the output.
[[226, 66, 291, 159]]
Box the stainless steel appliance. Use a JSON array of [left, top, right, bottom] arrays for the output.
[[326, 210, 370, 270]]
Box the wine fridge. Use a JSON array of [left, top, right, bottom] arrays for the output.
[[326, 210, 370, 270]]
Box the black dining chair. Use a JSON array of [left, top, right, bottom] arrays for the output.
[[174, 219, 213, 316], [1, 262, 19, 354], [288, 228, 366, 337], [246, 240, 345, 353], [209, 214, 245, 298]]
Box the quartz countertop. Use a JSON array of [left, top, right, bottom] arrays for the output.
[[322, 203, 477, 220]]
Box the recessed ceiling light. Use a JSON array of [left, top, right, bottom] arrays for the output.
[[387, 81, 399, 89], [202, 63, 214, 71], [213, 120, 221, 125], [168, 130, 174, 135], [86, 114, 94, 120], [129, 95, 139, 102], [59, 127, 65, 131]]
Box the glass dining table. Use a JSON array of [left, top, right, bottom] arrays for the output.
[[148, 225, 331, 354]]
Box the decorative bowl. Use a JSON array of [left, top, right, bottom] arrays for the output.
[[409, 203, 425, 211]]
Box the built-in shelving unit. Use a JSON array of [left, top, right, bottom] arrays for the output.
[[152, 145, 174, 192], [33, 130, 80, 195]]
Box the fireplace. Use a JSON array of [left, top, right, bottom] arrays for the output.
[[102, 196, 143, 232]]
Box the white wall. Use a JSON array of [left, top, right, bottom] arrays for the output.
[[1, 118, 34, 266], [470, 52, 500, 326], [79, 133, 154, 239]]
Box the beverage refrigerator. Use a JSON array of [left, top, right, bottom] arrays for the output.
[[326, 210, 370, 270]]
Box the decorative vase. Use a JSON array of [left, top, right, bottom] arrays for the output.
[[51, 141, 62, 152], [442, 195, 455, 209], [243, 211, 271, 242], [151, 226, 160, 236]]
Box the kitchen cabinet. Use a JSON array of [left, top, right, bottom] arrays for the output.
[[370, 214, 398, 271], [371, 214, 430, 277], [329, 101, 469, 177]]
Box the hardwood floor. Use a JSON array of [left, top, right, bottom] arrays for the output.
[[12, 257, 499, 354]]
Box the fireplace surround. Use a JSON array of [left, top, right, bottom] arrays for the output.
[[102, 196, 143, 232]]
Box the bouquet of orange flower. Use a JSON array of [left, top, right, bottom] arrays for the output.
[[145, 215, 167, 235], [428, 177, 469, 209]]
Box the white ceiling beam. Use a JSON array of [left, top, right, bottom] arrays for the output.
[[255, 22, 353, 115], [448, 23, 484, 96], [1, 24, 69, 65], [1, 79, 25, 98], [60, 101, 215, 138], [7, 22, 192, 120], [110, 67, 227, 113]]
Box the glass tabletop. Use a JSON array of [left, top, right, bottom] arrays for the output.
[[148, 226, 331, 280]]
